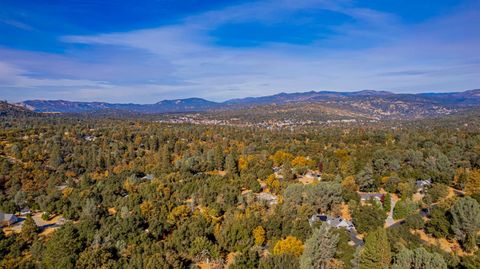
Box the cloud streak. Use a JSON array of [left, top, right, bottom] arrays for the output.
[[0, 0, 479, 103]]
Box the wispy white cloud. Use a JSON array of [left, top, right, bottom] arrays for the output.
[[0, 0, 479, 102], [0, 19, 34, 30]]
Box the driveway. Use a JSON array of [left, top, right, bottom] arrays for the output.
[[385, 195, 397, 227]]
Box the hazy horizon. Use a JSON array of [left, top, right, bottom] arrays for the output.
[[6, 88, 478, 105], [1, 0, 479, 103]]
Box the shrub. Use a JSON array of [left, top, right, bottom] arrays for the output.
[[405, 214, 424, 230], [393, 199, 417, 220]]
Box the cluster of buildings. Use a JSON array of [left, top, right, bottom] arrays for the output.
[[156, 114, 375, 129]]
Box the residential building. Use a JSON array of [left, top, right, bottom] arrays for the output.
[[359, 193, 385, 204], [0, 212, 18, 227]]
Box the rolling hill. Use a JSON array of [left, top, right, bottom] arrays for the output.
[[13, 89, 480, 120], [0, 101, 37, 117]]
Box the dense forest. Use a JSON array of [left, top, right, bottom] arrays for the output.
[[1, 114, 480, 269]]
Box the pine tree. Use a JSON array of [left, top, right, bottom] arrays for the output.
[[360, 228, 391, 269], [282, 161, 294, 181], [356, 164, 377, 192], [21, 215, 38, 243], [391, 247, 447, 269], [300, 223, 340, 269], [159, 145, 171, 172], [451, 197, 480, 251], [214, 145, 224, 170], [49, 144, 63, 167], [225, 153, 238, 176]]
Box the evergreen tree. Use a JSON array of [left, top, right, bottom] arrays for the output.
[[462, 250, 480, 269], [356, 164, 377, 192], [214, 145, 224, 170], [49, 144, 63, 167], [300, 223, 340, 269], [21, 214, 38, 243], [392, 247, 447, 269], [225, 153, 238, 176], [259, 254, 299, 269], [158, 145, 171, 172], [352, 202, 386, 233], [282, 160, 295, 181], [230, 248, 260, 269], [42, 224, 83, 269], [451, 197, 480, 251], [360, 228, 391, 269]]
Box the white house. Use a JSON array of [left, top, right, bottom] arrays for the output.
[[0, 212, 18, 227], [256, 192, 278, 205], [416, 179, 432, 192], [309, 214, 355, 231]]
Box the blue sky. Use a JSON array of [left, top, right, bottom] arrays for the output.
[[0, 0, 479, 103]]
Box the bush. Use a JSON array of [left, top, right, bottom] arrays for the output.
[[425, 183, 449, 203], [393, 199, 417, 220], [425, 208, 451, 238], [41, 212, 51, 221], [405, 214, 424, 230], [352, 203, 387, 233], [249, 178, 262, 193], [259, 254, 299, 269]]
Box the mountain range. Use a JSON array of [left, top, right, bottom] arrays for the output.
[[9, 89, 480, 120]]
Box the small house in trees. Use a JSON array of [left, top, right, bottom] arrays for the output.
[[84, 135, 96, 142], [142, 174, 154, 180], [309, 214, 355, 231], [0, 212, 18, 227], [256, 192, 278, 205], [304, 170, 321, 180], [309, 214, 363, 246], [20, 207, 31, 216], [415, 179, 432, 193], [272, 167, 283, 179], [359, 193, 385, 204]]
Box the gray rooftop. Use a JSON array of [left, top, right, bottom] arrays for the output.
[[0, 212, 16, 221]]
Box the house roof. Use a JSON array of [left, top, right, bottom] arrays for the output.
[[416, 179, 432, 187], [0, 212, 16, 221], [257, 192, 277, 201], [142, 174, 154, 180], [359, 193, 384, 199], [310, 214, 354, 229]]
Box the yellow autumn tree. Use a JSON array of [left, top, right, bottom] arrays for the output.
[[266, 174, 280, 193], [341, 176, 359, 192], [238, 156, 249, 171], [253, 226, 266, 246], [167, 205, 191, 225], [334, 149, 349, 161], [291, 156, 315, 168], [466, 169, 480, 195], [273, 236, 304, 257], [140, 200, 154, 217], [454, 168, 468, 187], [270, 150, 294, 167], [238, 155, 255, 171]]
